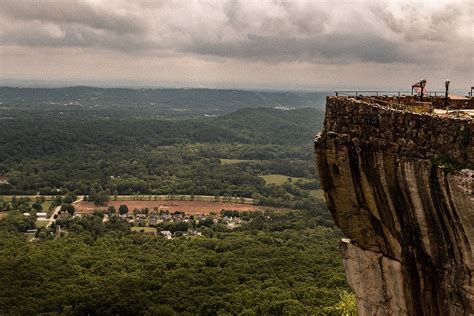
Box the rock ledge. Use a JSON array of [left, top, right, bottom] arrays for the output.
[[315, 97, 473, 315]]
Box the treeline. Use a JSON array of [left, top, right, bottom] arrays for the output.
[[0, 211, 355, 315]]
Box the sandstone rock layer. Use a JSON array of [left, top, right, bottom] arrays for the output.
[[315, 97, 473, 315]]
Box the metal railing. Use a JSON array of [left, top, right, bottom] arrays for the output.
[[334, 92, 434, 113], [334, 90, 411, 97], [371, 98, 431, 113], [334, 90, 446, 97]]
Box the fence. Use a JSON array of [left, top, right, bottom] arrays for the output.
[[334, 90, 446, 97]]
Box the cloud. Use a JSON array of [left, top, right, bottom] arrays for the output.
[[0, 0, 146, 35], [186, 33, 417, 64], [0, 0, 472, 89]]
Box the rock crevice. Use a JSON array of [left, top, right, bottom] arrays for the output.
[[315, 97, 473, 315]]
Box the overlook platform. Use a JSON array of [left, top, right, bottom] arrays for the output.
[[333, 91, 474, 118]]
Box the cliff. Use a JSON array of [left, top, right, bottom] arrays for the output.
[[314, 97, 473, 315]]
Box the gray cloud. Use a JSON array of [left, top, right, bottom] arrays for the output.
[[187, 34, 418, 64], [1, 0, 471, 65], [0, 0, 146, 35], [0, 0, 472, 90], [0, 19, 156, 52]]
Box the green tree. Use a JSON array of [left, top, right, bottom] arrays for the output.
[[107, 205, 116, 215], [60, 203, 75, 216], [174, 221, 189, 232], [31, 202, 43, 211], [0, 211, 35, 232], [88, 188, 96, 200], [144, 305, 176, 316], [119, 204, 129, 215], [63, 194, 74, 204], [93, 191, 109, 206], [53, 195, 63, 206]]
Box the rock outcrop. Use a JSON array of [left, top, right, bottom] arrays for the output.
[[315, 97, 473, 315]]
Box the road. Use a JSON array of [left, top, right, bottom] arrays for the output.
[[46, 196, 83, 228]]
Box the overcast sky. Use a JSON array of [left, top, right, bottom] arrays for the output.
[[0, 0, 472, 91]]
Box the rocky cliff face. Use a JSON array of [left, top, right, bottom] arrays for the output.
[[315, 97, 473, 315]]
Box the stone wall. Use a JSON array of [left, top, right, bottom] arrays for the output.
[[322, 96, 473, 164], [315, 97, 473, 315]]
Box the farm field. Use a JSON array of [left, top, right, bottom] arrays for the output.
[[0, 195, 54, 201], [0, 196, 53, 211], [76, 200, 284, 214], [260, 174, 308, 185], [35, 221, 48, 228], [220, 158, 262, 165], [131, 227, 157, 233], [309, 189, 325, 200]]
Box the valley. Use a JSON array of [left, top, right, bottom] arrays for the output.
[[0, 87, 355, 315]]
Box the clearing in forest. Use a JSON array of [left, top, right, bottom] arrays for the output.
[[260, 174, 307, 185]]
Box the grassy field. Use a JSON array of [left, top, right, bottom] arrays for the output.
[[0, 196, 53, 211], [260, 174, 308, 185], [308, 189, 325, 200], [0, 195, 54, 201], [35, 221, 48, 228], [131, 227, 157, 233], [220, 158, 262, 165], [259, 175, 325, 201], [25, 232, 36, 241]]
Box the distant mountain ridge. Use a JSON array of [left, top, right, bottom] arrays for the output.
[[0, 86, 327, 119]]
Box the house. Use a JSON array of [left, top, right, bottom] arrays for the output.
[[36, 212, 48, 221], [187, 229, 202, 237], [0, 175, 9, 184], [135, 216, 146, 226], [160, 230, 172, 239], [158, 206, 170, 213], [172, 211, 185, 220], [173, 231, 187, 237], [161, 214, 172, 222], [149, 217, 158, 226]]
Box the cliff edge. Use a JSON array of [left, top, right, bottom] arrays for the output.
[[315, 96, 473, 315]]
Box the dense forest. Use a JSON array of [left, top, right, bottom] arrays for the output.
[[0, 210, 355, 315]]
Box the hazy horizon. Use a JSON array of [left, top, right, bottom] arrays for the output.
[[0, 79, 471, 96]]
